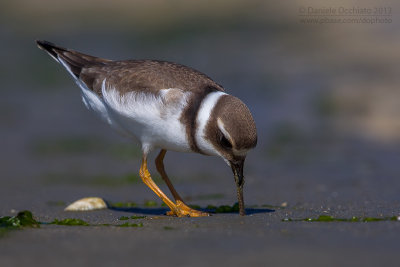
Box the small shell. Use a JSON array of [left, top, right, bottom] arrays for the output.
[[64, 197, 107, 211]]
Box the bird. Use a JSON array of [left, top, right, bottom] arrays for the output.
[[36, 40, 257, 217]]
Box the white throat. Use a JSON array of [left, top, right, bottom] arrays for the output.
[[195, 91, 227, 156]]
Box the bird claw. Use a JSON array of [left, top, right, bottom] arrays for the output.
[[166, 201, 210, 217]]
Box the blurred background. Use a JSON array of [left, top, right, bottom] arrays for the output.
[[0, 0, 399, 212]]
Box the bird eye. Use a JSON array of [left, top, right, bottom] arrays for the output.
[[220, 135, 232, 149]]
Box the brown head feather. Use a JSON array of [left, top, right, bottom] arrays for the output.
[[205, 95, 257, 161]]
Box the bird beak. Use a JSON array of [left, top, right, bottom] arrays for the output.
[[230, 159, 245, 216]]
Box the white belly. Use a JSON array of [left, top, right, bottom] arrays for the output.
[[81, 81, 191, 154]]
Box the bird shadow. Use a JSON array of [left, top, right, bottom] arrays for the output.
[[109, 206, 169, 215], [245, 207, 275, 215], [109, 206, 275, 216]]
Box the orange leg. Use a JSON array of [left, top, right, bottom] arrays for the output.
[[155, 149, 209, 217], [139, 155, 178, 215]]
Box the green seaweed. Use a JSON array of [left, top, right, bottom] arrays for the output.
[[50, 218, 90, 226], [207, 203, 239, 213], [0, 211, 40, 237], [0, 211, 40, 228], [144, 200, 158, 207], [119, 215, 145, 220], [1, 211, 146, 232], [50, 218, 144, 227], [109, 202, 137, 208], [117, 222, 143, 227], [282, 215, 399, 222], [130, 216, 146, 219]]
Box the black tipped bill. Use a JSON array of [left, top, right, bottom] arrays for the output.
[[230, 159, 245, 216]]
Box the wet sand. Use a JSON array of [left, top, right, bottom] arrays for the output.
[[1, 1, 400, 266]]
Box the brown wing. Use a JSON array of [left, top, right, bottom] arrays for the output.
[[83, 60, 225, 97], [36, 40, 224, 98]]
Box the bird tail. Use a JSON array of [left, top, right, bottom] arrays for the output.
[[36, 40, 110, 78]]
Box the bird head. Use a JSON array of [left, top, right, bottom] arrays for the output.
[[203, 94, 257, 215]]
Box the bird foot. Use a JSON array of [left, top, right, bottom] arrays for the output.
[[166, 200, 210, 217]]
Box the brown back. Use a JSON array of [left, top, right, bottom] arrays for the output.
[[36, 40, 224, 97]]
